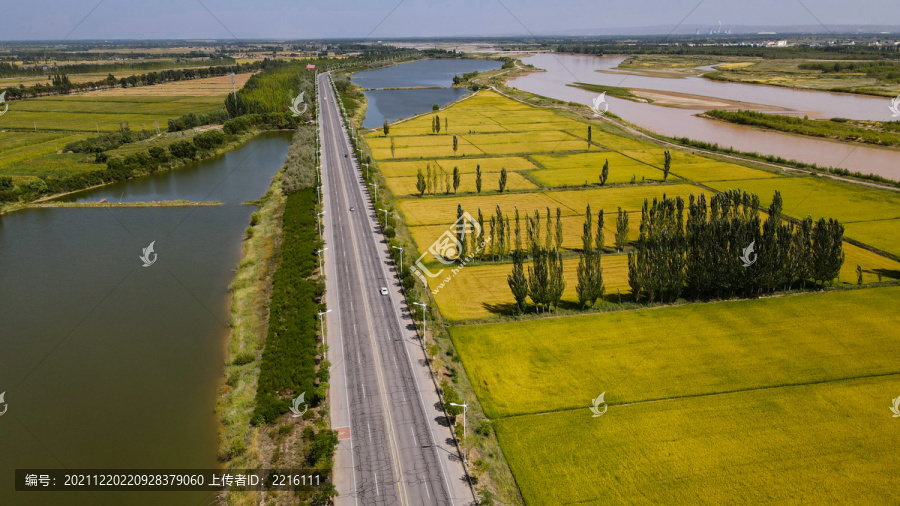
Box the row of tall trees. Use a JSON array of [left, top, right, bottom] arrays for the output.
[[415, 165, 508, 195], [628, 190, 845, 301]]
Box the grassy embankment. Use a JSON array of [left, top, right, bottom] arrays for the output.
[[216, 65, 338, 505], [612, 54, 900, 97], [360, 85, 900, 504], [704, 109, 900, 147]]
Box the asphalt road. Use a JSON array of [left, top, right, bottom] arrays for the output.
[[317, 71, 474, 506]]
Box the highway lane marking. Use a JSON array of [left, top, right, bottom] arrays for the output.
[[330, 78, 459, 504], [327, 85, 409, 506], [318, 74, 359, 506], [374, 472, 379, 497]]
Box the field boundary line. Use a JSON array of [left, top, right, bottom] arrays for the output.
[[497, 370, 900, 421], [444, 282, 900, 327]]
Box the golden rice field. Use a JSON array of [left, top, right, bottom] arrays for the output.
[[367, 89, 900, 505], [706, 176, 900, 255], [496, 375, 896, 504], [450, 287, 900, 504]]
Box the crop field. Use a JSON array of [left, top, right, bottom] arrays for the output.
[[0, 132, 97, 180], [429, 255, 631, 320], [418, 242, 896, 321], [621, 149, 779, 181], [495, 375, 896, 505], [843, 218, 900, 257], [0, 95, 222, 133], [0, 75, 234, 181], [397, 183, 701, 226], [529, 151, 673, 186], [705, 176, 900, 255], [385, 171, 538, 197], [450, 286, 900, 418], [377, 157, 538, 178], [408, 213, 641, 256]]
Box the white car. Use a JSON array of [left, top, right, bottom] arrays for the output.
[[380, 287, 388, 295]]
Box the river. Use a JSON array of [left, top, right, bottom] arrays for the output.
[[508, 53, 900, 180], [0, 131, 291, 505], [354, 58, 502, 128]]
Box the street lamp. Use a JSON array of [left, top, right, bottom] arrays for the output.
[[368, 183, 378, 203], [317, 247, 328, 274], [317, 309, 332, 341], [412, 302, 427, 344], [448, 401, 469, 462], [391, 245, 403, 274], [378, 208, 389, 228], [317, 210, 326, 235], [362, 162, 369, 179], [317, 185, 323, 204]]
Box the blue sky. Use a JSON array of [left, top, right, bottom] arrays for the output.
[[3, 0, 898, 41]]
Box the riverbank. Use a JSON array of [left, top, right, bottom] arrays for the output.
[[703, 109, 900, 148], [0, 127, 287, 216]]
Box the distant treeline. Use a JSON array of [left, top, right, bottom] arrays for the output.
[[557, 43, 900, 61], [798, 60, 900, 81], [2, 61, 263, 100], [0, 57, 237, 78]]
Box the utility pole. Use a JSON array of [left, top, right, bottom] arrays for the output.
[[448, 402, 468, 462], [317, 309, 332, 341], [317, 210, 326, 235], [392, 245, 403, 274], [317, 247, 328, 274], [412, 302, 427, 345]]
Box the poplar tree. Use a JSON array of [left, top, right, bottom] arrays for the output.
[[587, 125, 592, 149], [457, 204, 468, 260], [426, 164, 432, 194], [545, 207, 553, 251], [383, 118, 390, 136], [452, 134, 458, 155], [499, 167, 508, 192], [600, 159, 609, 185], [555, 207, 563, 251], [475, 165, 482, 193], [663, 150, 671, 181], [416, 168, 426, 196], [390, 137, 395, 158], [508, 250, 528, 313], [615, 207, 629, 252], [452, 166, 460, 193]]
